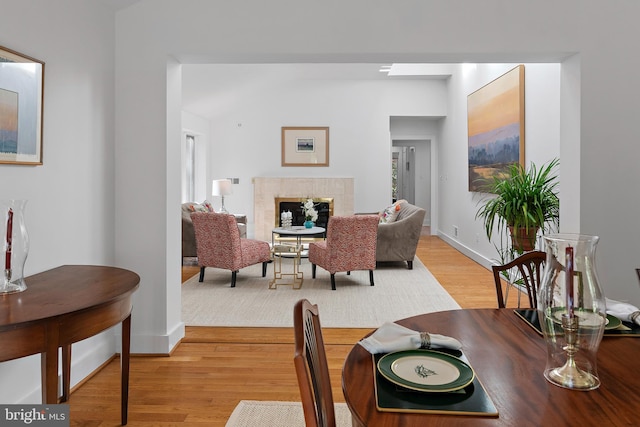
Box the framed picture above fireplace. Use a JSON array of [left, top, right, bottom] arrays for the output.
[[281, 126, 329, 167]]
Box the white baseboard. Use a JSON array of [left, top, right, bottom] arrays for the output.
[[437, 231, 494, 271], [126, 321, 186, 354]]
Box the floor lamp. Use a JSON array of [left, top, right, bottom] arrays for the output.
[[212, 179, 232, 214]]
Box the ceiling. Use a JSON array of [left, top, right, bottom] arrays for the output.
[[181, 63, 453, 120], [97, 0, 140, 12]]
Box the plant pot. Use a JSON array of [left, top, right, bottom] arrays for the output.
[[304, 220, 314, 229], [509, 226, 539, 252]]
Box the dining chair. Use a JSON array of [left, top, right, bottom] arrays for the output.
[[191, 212, 270, 287], [308, 215, 379, 290], [492, 250, 546, 308], [293, 299, 336, 427]]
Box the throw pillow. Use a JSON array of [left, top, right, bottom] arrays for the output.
[[201, 200, 214, 212], [379, 200, 405, 224], [187, 203, 208, 213]]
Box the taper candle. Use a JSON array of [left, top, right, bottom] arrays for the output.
[[5, 208, 13, 271], [566, 246, 574, 316]]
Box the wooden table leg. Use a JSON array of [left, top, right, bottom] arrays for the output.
[[41, 324, 60, 404], [121, 313, 132, 425], [61, 344, 71, 402]]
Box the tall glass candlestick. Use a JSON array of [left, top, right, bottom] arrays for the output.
[[1, 200, 28, 294], [538, 234, 606, 390]]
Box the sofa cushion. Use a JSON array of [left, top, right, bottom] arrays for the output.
[[184, 201, 210, 213], [379, 200, 406, 224]]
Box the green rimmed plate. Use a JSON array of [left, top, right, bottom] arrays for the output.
[[605, 314, 622, 330], [377, 349, 475, 393]]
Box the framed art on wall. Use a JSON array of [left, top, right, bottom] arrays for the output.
[[467, 65, 524, 192], [281, 126, 329, 167], [0, 45, 45, 165]]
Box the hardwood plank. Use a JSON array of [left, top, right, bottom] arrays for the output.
[[68, 232, 516, 426]]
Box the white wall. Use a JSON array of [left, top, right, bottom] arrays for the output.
[[201, 76, 447, 228], [195, 63, 560, 247], [0, 0, 117, 403], [438, 63, 562, 267]]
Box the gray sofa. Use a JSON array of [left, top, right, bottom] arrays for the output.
[[375, 202, 426, 269], [181, 202, 247, 258]]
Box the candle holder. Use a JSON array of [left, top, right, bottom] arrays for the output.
[[538, 234, 605, 391], [545, 314, 599, 389], [1, 200, 29, 294], [281, 210, 292, 229]]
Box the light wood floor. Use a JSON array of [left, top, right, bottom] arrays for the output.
[[67, 232, 516, 426]]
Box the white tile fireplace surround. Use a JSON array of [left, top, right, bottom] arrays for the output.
[[253, 177, 354, 241]]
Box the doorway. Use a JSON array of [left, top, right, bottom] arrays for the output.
[[392, 146, 415, 204], [390, 138, 433, 230]]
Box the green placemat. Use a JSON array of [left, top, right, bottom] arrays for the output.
[[514, 308, 640, 336], [373, 349, 498, 417]]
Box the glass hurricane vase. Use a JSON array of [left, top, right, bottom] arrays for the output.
[[537, 234, 606, 390], [1, 199, 29, 294]]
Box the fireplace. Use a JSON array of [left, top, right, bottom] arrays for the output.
[[275, 197, 334, 229], [253, 177, 354, 241]]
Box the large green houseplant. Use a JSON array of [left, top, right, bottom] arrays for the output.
[[475, 158, 560, 254]]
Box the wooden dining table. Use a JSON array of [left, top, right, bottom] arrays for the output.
[[342, 308, 640, 426]]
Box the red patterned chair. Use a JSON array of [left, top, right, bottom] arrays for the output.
[[309, 215, 379, 290], [191, 212, 270, 287]]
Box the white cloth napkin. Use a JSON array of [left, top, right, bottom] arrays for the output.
[[606, 298, 640, 325], [359, 322, 462, 354]]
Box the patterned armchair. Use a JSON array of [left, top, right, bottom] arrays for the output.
[[182, 202, 246, 258], [191, 212, 270, 287], [309, 215, 379, 290]]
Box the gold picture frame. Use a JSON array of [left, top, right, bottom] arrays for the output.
[[281, 126, 329, 167], [0, 45, 45, 165]]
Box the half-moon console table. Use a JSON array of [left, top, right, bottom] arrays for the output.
[[0, 265, 140, 425]]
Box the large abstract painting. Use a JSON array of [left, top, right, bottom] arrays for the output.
[[0, 45, 44, 165], [467, 65, 524, 192]]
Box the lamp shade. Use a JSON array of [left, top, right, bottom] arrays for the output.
[[212, 179, 232, 196]]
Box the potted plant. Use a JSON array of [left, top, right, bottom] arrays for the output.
[[475, 158, 560, 254], [301, 198, 319, 228]]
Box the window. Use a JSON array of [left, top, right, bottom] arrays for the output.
[[184, 134, 196, 202]]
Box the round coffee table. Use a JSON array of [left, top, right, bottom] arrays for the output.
[[271, 226, 326, 257]]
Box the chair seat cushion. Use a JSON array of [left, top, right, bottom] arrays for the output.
[[239, 239, 270, 268]]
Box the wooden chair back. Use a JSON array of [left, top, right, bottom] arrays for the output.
[[293, 299, 336, 427], [492, 250, 546, 308]]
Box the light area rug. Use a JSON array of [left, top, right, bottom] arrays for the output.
[[225, 400, 351, 427], [182, 258, 460, 328]]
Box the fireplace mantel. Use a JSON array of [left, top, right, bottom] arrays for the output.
[[253, 177, 354, 241]]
